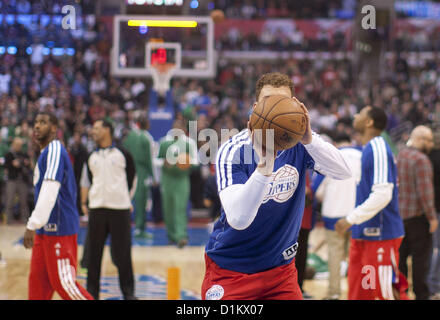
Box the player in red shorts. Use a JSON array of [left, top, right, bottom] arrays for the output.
[[202, 73, 352, 300], [335, 106, 408, 300], [23, 112, 93, 300]]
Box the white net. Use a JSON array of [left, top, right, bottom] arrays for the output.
[[151, 63, 176, 97]]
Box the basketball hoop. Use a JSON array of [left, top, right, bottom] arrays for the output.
[[151, 62, 175, 97]]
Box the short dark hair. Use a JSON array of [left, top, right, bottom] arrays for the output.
[[367, 106, 388, 132], [138, 117, 149, 130], [255, 72, 294, 101], [333, 132, 351, 144], [36, 111, 58, 126], [97, 118, 114, 137]]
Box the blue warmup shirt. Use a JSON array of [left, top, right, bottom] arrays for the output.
[[33, 140, 79, 236], [205, 129, 315, 274], [350, 136, 404, 240]]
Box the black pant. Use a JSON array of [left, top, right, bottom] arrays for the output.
[[399, 215, 433, 300], [295, 228, 310, 291], [86, 209, 135, 300]]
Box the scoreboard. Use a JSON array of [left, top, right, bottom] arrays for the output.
[[125, 0, 210, 15]]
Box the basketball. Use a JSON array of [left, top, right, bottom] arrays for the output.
[[210, 9, 225, 24], [176, 153, 191, 170], [249, 95, 307, 150]]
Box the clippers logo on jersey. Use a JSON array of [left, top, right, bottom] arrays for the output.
[[262, 165, 299, 204], [205, 284, 224, 300]]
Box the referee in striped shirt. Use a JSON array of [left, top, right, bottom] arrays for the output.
[[80, 119, 138, 300]]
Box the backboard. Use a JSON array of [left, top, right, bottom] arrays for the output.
[[111, 15, 216, 79]]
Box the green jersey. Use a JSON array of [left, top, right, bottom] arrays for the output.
[[158, 134, 198, 177]]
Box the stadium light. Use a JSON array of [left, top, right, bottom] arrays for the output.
[[127, 20, 198, 28]]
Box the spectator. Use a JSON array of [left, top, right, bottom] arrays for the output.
[[4, 137, 31, 224], [80, 119, 137, 300], [315, 133, 362, 300], [397, 125, 438, 300], [428, 128, 440, 299]]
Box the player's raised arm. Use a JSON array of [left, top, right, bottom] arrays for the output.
[[295, 99, 351, 180], [216, 130, 274, 230]]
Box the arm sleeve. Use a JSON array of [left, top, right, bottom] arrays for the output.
[[80, 163, 91, 188], [120, 147, 136, 191], [216, 141, 250, 193], [216, 138, 272, 230], [346, 139, 393, 225], [304, 132, 352, 180], [219, 171, 272, 230], [346, 183, 393, 225], [26, 180, 61, 230], [43, 141, 65, 182], [415, 157, 437, 221]]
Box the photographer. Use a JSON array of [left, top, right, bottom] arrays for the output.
[[4, 137, 31, 224]]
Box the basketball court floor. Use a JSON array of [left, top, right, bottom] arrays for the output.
[[0, 217, 414, 300]]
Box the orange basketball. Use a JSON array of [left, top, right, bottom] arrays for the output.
[[249, 95, 306, 150], [210, 9, 225, 24], [176, 153, 191, 170]]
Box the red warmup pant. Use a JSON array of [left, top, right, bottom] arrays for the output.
[[348, 237, 409, 300], [29, 234, 94, 300], [201, 254, 303, 300]]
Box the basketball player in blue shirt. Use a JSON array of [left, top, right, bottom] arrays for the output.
[[202, 73, 352, 300], [23, 112, 93, 300], [335, 106, 407, 300]]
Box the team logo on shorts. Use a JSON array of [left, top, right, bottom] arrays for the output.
[[205, 284, 224, 300], [262, 165, 299, 204]]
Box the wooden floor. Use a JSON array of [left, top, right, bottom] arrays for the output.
[[0, 221, 414, 300]]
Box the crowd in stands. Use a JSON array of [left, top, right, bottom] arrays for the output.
[[0, 4, 439, 223], [212, 0, 350, 19]]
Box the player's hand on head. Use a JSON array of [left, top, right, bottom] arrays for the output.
[[23, 228, 35, 249], [292, 97, 312, 145]]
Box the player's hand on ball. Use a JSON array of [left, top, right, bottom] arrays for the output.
[[23, 228, 35, 249], [335, 218, 351, 235], [292, 97, 312, 145]]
